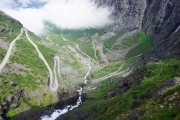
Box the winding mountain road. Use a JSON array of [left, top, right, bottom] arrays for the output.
[[91, 54, 143, 84], [96, 45, 108, 64], [24, 28, 59, 92], [0, 29, 23, 73], [41, 40, 92, 120], [54, 55, 75, 91], [92, 37, 99, 64], [0, 28, 59, 92], [66, 45, 92, 84], [76, 44, 98, 64], [94, 37, 119, 56]]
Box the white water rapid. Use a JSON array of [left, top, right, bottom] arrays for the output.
[[40, 87, 83, 120]]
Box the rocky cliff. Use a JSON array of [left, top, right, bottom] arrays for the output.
[[97, 0, 180, 58], [143, 0, 180, 58], [96, 0, 147, 32]]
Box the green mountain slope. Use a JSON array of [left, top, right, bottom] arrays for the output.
[[58, 57, 180, 120], [0, 11, 60, 119]]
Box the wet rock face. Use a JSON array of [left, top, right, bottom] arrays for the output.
[[142, 0, 180, 57], [95, 0, 147, 32]]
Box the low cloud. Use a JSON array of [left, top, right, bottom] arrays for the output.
[[0, 0, 113, 34]]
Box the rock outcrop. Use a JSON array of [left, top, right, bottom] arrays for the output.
[[142, 0, 180, 58], [97, 0, 180, 58], [95, 0, 147, 32]]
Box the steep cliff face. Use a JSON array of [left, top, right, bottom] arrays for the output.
[[142, 0, 180, 58], [96, 0, 147, 32], [97, 0, 180, 58]]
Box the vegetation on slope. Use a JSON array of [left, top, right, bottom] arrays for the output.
[[0, 30, 58, 119], [0, 14, 58, 119], [103, 31, 125, 50], [60, 56, 180, 120], [0, 48, 6, 63], [125, 32, 152, 58], [0, 11, 22, 42]]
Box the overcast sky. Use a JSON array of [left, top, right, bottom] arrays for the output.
[[0, 0, 113, 34]]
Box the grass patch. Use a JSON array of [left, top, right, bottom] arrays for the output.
[[103, 31, 125, 51], [43, 93, 54, 107], [125, 32, 152, 58], [6, 100, 30, 120], [6, 109, 20, 120]]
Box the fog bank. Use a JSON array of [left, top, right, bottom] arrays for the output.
[[0, 0, 113, 34]]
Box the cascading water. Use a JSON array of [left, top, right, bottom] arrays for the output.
[[40, 56, 91, 120], [40, 88, 82, 120]]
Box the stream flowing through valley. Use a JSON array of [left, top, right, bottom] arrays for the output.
[[40, 67, 90, 120], [40, 44, 91, 120]]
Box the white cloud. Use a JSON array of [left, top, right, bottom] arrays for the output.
[[4, 8, 45, 34], [0, 0, 113, 34]]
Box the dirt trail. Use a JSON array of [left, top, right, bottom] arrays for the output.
[[0, 29, 23, 73], [91, 54, 143, 84], [55, 55, 76, 91], [76, 44, 98, 64], [60, 34, 94, 84], [94, 37, 119, 56], [96, 45, 108, 64], [67, 46, 92, 84], [92, 37, 99, 65], [24, 28, 59, 92], [112, 30, 138, 49], [0, 28, 59, 92]]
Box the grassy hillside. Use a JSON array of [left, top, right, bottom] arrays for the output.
[[92, 57, 180, 120], [0, 11, 61, 119], [60, 56, 180, 120]]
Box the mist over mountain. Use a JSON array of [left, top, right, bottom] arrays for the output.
[[0, 0, 113, 34]]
